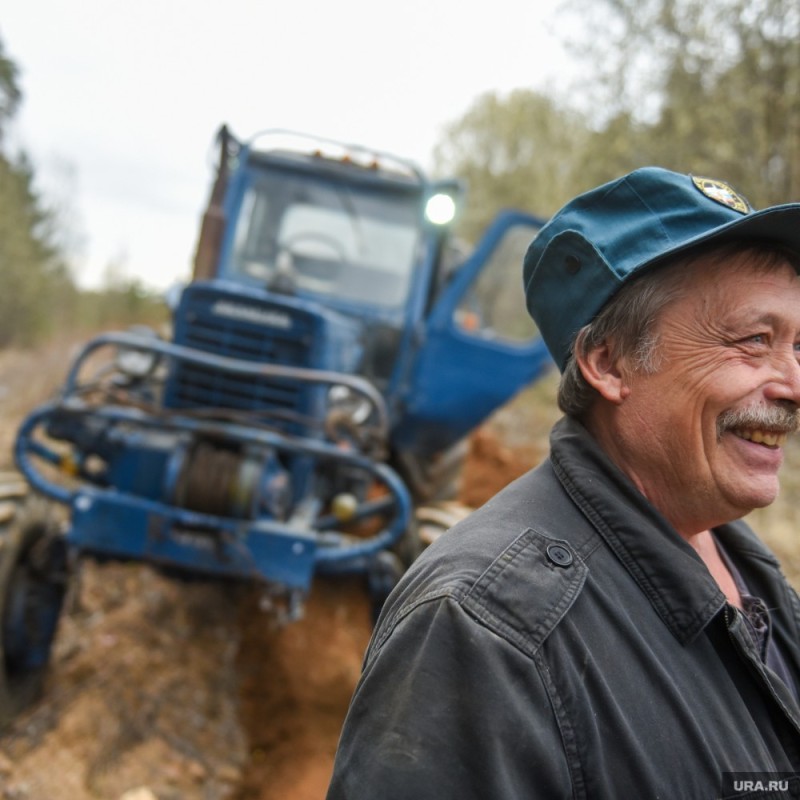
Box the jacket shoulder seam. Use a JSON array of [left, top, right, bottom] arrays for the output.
[[371, 585, 469, 653]]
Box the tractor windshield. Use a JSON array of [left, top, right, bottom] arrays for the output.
[[229, 166, 423, 309]]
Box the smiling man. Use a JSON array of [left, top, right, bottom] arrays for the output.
[[327, 169, 800, 799]]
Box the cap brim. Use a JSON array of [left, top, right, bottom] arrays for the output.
[[640, 204, 800, 273]]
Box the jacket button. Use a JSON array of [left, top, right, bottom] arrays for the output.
[[564, 255, 581, 275], [546, 543, 573, 567]]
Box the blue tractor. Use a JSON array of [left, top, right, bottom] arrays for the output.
[[1, 126, 551, 722]]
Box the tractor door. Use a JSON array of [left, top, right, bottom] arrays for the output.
[[396, 210, 553, 453]]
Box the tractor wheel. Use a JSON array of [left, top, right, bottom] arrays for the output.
[[392, 519, 424, 568], [0, 501, 68, 728], [367, 521, 424, 622]]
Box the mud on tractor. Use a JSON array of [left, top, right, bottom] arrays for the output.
[[1, 126, 551, 723]]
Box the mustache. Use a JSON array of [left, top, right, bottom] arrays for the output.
[[717, 405, 800, 438]]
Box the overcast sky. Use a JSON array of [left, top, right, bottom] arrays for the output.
[[3, 0, 579, 290]]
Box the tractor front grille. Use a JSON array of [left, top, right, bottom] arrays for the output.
[[164, 287, 319, 425]]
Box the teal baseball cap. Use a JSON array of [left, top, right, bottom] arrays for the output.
[[523, 167, 800, 371]]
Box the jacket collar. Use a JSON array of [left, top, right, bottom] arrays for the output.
[[549, 415, 728, 644]]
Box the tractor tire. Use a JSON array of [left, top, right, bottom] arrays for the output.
[[366, 520, 424, 622], [0, 499, 68, 729]]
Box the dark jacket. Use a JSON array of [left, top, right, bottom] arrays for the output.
[[327, 417, 800, 799]]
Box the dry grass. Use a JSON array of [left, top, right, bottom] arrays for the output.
[[0, 340, 84, 470]]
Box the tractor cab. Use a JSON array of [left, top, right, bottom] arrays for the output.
[[193, 129, 461, 393]]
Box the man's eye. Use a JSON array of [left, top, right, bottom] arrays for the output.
[[747, 334, 766, 344]]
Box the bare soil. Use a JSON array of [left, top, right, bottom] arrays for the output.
[[1, 342, 799, 800]]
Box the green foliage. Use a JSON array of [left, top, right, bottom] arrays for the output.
[[0, 35, 169, 349], [567, 0, 800, 205], [0, 39, 21, 146], [0, 149, 74, 346], [434, 0, 800, 230], [0, 37, 75, 346], [73, 281, 169, 334], [432, 90, 592, 241]]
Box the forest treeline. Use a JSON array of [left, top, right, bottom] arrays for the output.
[[2, 0, 799, 344], [0, 38, 165, 347], [434, 0, 800, 241]]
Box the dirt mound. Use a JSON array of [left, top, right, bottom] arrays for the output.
[[234, 579, 373, 800], [0, 561, 379, 800], [459, 428, 542, 508], [1, 561, 247, 799]]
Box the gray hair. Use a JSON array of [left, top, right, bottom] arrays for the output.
[[558, 241, 800, 419]]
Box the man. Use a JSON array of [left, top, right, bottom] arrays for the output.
[[327, 168, 800, 798]]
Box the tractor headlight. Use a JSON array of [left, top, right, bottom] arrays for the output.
[[115, 326, 161, 380], [327, 385, 372, 426], [425, 193, 457, 225]]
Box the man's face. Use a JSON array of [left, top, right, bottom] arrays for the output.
[[600, 255, 800, 535]]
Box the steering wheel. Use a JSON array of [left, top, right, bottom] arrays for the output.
[[279, 232, 348, 262]]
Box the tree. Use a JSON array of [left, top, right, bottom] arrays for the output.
[[0, 38, 21, 147], [432, 90, 592, 241], [565, 0, 800, 205], [434, 0, 800, 228], [0, 36, 74, 345]]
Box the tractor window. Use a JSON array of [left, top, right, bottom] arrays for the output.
[[229, 169, 422, 308], [453, 222, 541, 343]]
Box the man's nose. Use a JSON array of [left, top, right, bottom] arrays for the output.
[[765, 344, 800, 405]]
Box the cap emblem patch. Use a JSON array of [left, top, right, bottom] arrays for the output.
[[691, 176, 750, 213]]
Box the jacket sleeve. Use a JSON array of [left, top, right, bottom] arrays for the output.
[[326, 594, 574, 800]]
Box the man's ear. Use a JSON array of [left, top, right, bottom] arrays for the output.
[[575, 341, 630, 404]]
